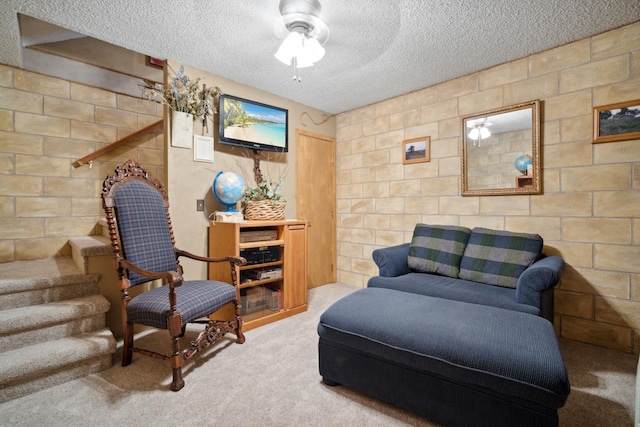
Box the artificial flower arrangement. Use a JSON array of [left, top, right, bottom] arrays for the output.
[[239, 153, 288, 220], [139, 65, 221, 123], [242, 177, 286, 220], [242, 178, 286, 203]]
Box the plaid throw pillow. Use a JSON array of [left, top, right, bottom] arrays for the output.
[[407, 224, 471, 278], [459, 228, 543, 288]]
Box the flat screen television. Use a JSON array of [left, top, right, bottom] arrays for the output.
[[219, 94, 288, 152]]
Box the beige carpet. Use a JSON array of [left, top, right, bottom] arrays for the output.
[[0, 283, 636, 426]]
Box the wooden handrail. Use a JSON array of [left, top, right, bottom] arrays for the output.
[[72, 119, 163, 168]]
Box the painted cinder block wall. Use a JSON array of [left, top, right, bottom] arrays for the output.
[[335, 21, 640, 353], [0, 65, 164, 262]]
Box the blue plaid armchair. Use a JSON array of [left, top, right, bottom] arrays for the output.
[[102, 160, 246, 391]]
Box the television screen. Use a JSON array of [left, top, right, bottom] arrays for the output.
[[219, 94, 288, 152]]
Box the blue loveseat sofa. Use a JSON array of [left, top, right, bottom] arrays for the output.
[[318, 224, 570, 426], [368, 224, 565, 322]]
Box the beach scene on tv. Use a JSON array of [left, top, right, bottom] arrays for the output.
[[221, 97, 287, 149]]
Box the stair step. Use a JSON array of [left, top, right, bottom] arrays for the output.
[[0, 257, 100, 310], [0, 328, 117, 403], [69, 234, 112, 273], [0, 295, 111, 353], [98, 218, 110, 239]]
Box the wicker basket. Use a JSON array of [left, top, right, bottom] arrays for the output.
[[244, 200, 286, 220]]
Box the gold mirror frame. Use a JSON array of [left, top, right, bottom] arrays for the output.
[[461, 100, 541, 196]]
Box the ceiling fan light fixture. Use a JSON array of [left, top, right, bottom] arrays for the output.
[[479, 126, 491, 139], [275, 0, 329, 82], [274, 31, 303, 65], [468, 123, 491, 147], [295, 52, 315, 68], [301, 36, 325, 62]]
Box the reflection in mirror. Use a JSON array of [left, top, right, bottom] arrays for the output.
[[461, 100, 541, 196]]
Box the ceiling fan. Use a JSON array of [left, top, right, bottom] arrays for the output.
[[273, 0, 330, 82]]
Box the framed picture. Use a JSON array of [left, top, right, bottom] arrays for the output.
[[593, 99, 640, 144], [402, 136, 430, 165], [193, 135, 214, 162]]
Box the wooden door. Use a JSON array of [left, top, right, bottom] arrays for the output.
[[296, 129, 336, 288]]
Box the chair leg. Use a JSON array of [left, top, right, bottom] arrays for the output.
[[170, 335, 185, 391], [234, 300, 246, 344], [122, 321, 134, 366], [170, 365, 185, 391]]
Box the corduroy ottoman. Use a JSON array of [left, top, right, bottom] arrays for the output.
[[318, 288, 570, 427]]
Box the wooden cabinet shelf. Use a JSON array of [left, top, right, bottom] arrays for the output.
[[516, 175, 534, 188], [208, 220, 307, 331], [239, 276, 283, 289], [239, 239, 285, 250], [238, 260, 283, 271]]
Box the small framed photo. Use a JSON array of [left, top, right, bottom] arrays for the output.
[[593, 99, 640, 144], [402, 136, 430, 165], [193, 135, 214, 162]]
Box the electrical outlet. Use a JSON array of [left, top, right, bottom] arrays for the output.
[[196, 199, 205, 211]]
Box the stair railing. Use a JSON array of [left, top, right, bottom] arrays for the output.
[[72, 119, 163, 168]]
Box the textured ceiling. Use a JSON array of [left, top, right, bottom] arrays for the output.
[[1, 1, 640, 114]]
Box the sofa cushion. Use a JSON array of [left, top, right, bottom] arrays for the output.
[[407, 224, 471, 278], [459, 227, 543, 288], [367, 272, 540, 316]]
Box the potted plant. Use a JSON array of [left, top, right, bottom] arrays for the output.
[[240, 150, 288, 221], [242, 176, 286, 220]]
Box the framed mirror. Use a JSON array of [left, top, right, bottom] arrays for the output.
[[461, 100, 541, 196]]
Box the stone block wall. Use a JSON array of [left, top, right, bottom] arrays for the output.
[[335, 22, 640, 353], [0, 65, 164, 262]]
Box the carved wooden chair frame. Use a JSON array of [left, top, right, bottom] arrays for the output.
[[101, 159, 246, 391]]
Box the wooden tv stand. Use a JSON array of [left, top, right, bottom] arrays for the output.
[[208, 220, 308, 331]]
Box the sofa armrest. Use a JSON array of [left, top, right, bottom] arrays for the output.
[[372, 243, 411, 277], [515, 255, 565, 308]]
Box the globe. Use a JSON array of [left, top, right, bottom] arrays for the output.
[[212, 171, 246, 212], [514, 154, 532, 175]]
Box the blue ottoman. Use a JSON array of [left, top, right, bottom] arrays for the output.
[[318, 288, 570, 427]]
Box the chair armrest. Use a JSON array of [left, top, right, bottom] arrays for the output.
[[515, 255, 565, 308], [176, 249, 247, 267], [176, 249, 246, 289], [119, 257, 183, 287], [372, 243, 411, 277]]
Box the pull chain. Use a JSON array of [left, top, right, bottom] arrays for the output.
[[292, 57, 302, 82]]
